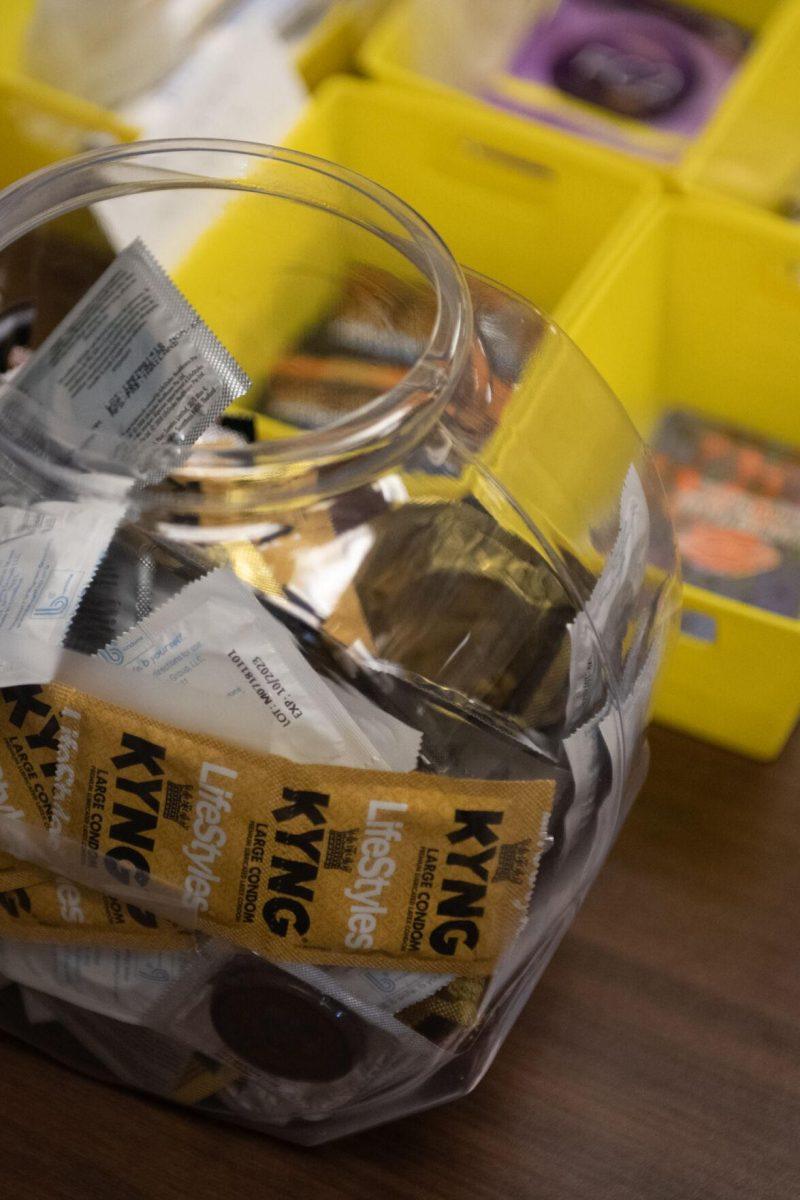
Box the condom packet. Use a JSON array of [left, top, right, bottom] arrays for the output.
[[96, 566, 388, 769], [218, 505, 380, 655], [0, 499, 123, 687], [2, 238, 250, 484], [353, 501, 576, 724], [0, 676, 554, 975], [0, 235, 250, 689], [0, 869, 191, 949], [566, 465, 650, 729], [488, 0, 750, 161], [0, 937, 195, 1025], [653, 408, 800, 618], [161, 948, 450, 1125]]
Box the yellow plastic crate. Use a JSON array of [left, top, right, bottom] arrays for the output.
[[282, 77, 659, 324], [566, 195, 800, 759], [681, 0, 800, 216], [0, 0, 136, 149], [0, 83, 129, 192], [0, 0, 384, 155], [172, 76, 658, 492], [360, 0, 791, 171], [296, 0, 392, 90]]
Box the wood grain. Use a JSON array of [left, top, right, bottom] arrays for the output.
[[0, 723, 797, 1200]]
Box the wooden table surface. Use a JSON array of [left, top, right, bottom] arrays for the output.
[[0, 723, 797, 1200]]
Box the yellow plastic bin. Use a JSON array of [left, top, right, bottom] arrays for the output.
[[0, 81, 131, 192], [296, 0, 392, 90], [0, 1, 136, 153], [565, 194, 800, 759], [282, 77, 659, 324], [360, 0, 791, 171], [175, 75, 658, 461], [681, 0, 800, 217], [0, 0, 381, 148]]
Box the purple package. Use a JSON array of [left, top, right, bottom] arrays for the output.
[[489, 0, 750, 158]]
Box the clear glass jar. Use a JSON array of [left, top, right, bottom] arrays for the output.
[[0, 141, 679, 1143]]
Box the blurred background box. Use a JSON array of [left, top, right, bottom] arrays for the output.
[[565, 194, 800, 758], [283, 76, 659, 324], [360, 0, 795, 169], [681, 0, 800, 218], [0, 0, 391, 183]]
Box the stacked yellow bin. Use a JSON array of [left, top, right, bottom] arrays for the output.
[[360, 0, 792, 172], [356, 0, 800, 758], [0, 0, 388, 154], [682, 1, 800, 214], [283, 78, 658, 324], [0, 1, 134, 158], [565, 197, 800, 757]]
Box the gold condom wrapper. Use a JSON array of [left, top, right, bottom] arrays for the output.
[[0, 683, 59, 830], [0, 681, 553, 975], [0, 683, 211, 949], [217, 506, 377, 654], [0, 866, 191, 950], [0, 685, 61, 892], [170, 1058, 240, 1106], [400, 976, 487, 1032], [0, 859, 55, 898], [218, 498, 574, 730], [0, 856, 48, 893], [353, 503, 575, 722]]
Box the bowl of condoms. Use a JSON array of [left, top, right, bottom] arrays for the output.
[[0, 140, 678, 1142]]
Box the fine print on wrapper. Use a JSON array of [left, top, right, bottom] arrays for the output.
[[0, 144, 679, 1141], [2, 237, 250, 482], [0, 237, 250, 688]]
